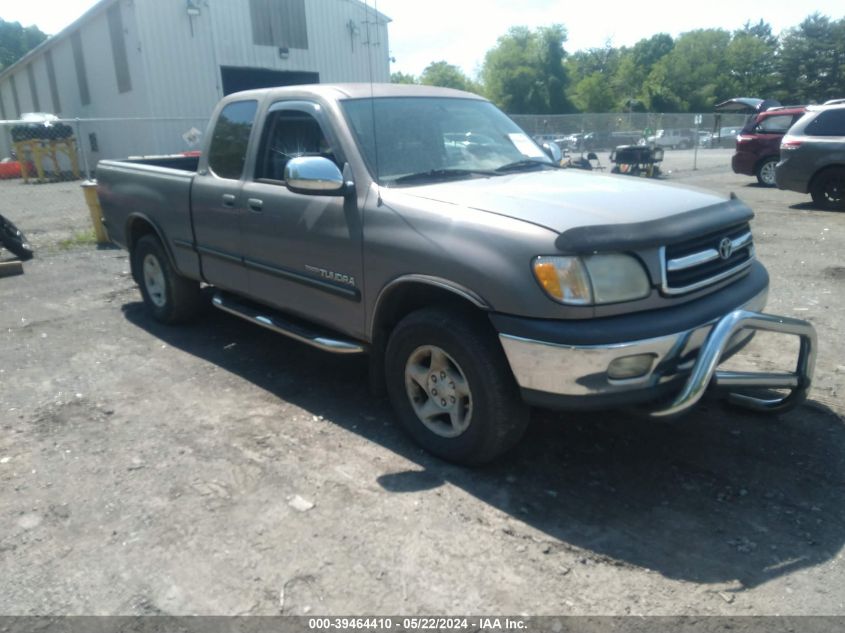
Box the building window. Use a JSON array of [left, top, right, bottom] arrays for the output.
[[208, 100, 258, 180], [107, 3, 132, 94], [45, 50, 62, 114], [71, 31, 91, 106], [249, 0, 309, 50], [26, 65, 41, 112]]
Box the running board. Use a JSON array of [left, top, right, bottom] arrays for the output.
[[212, 292, 367, 355]]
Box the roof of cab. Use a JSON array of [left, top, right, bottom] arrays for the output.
[[221, 83, 487, 103]]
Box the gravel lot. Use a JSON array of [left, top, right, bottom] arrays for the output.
[[1, 151, 843, 616]]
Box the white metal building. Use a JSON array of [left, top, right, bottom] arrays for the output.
[[0, 0, 390, 163]]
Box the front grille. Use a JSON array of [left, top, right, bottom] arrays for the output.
[[661, 223, 755, 295]]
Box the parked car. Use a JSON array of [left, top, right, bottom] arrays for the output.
[[96, 84, 816, 464], [645, 128, 696, 150], [732, 106, 807, 186], [582, 130, 641, 151], [697, 131, 713, 148], [713, 127, 742, 148], [775, 102, 845, 209]]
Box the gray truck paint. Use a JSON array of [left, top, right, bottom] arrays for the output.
[[97, 83, 781, 406]]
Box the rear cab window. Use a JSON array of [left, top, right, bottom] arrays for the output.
[[207, 100, 259, 179]]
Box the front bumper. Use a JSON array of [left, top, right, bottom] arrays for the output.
[[497, 279, 816, 417]]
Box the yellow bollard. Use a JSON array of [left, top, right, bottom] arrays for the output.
[[80, 180, 110, 244]]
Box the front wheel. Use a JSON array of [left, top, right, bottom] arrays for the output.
[[131, 234, 202, 323], [755, 157, 778, 187], [810, 168, 845, 210], [384, 308, 529, 465]]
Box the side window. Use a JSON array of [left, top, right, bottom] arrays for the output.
[[207, 100, 258, 179], [756, 114, 794, 134], [256, 109, 337, 182], [805, 110, 845, 136]]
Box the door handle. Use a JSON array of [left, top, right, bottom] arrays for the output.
[[247, 198, 264, 212], [221, 193, 236, 207]]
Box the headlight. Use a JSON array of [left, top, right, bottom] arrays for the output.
[[532, 254, 651, 305]]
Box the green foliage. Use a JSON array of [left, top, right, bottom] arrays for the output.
[[0, 19, 47, 70], [386, 11, 844, 113], [481, 25, 575, 114], [419, 61, 479, 93], [391, 71, 418, 85], [777, 13, 845, 103]]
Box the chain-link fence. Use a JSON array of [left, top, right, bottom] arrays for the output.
[[511, 112, 750, 149], [0, 116, 209, 184]]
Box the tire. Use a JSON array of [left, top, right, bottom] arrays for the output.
[[810, 168, 845, 210], [678, 140, 689, 150], [384, 307, 529, 465], [131, 234, 202, 323], [755, 157, 778, 187], [0, 214, 34, 261]]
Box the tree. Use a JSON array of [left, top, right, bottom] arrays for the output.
[[0, 19, 47, 70], [571, 72, 616, 112], [418, 61, 478, 92], [643, 29, 732, 111], [481, 25, 574, 114], [390, 71, 417, 85], [725, 26, 778, 98], [777, 14, 845, 103]]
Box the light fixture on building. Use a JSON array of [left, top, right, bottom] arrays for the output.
[[186, 0, 201, 17], [278, 47, 290, 59]]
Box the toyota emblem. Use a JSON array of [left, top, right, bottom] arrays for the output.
[[718, 237, 734, 260]]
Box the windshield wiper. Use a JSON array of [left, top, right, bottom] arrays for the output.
[[390, 168, 496, 185], [494, 159, 556, 173]]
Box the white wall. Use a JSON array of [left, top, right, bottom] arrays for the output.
[[0, 0, 392, 163]]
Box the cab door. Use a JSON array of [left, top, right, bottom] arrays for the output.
[[240, 101, 365, 338], [191, 99, 259, 291]]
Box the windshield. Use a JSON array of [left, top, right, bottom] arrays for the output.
[[341, 97, 553, 185]]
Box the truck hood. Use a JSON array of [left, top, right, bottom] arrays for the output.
[[389, 169, 732, 236]]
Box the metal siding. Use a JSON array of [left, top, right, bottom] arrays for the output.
[[45, 50, 62, 114], [70, 31, 92, 106], [0, 84, 7, 120], [0, 0, 389, 161], [9, 75, 21, 116], [26, 65, 41, 112], [107, 3, 133, 93], [134, 0, 222, 116], [208, 0, 388, 84]]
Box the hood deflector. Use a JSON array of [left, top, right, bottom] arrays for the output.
[[554, 196, 754, 254]]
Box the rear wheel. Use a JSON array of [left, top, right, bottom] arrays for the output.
[[131, 235, 202, 323], [385, 307, 529, 465], [0, 214, 34, 261], [810, 168, 845, 210], [755, 157, 778, 187]]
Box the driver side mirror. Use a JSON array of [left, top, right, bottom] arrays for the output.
[[542, 141, 563, 165], [284, 156, 349, 196]]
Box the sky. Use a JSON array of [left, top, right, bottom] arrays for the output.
[[3, 0, 844, 78]]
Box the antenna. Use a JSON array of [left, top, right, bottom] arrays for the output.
[[364, 0, 382, 204]]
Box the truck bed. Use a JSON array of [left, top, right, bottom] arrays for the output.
[[97, 154, 202, 281]]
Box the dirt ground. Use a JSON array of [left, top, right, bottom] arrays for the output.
[[1, 150, 843, 616]]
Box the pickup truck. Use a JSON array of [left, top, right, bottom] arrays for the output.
[[97, 84, 817, 465]]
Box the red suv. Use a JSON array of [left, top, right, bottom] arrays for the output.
[[732, 106, 806, 186]]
